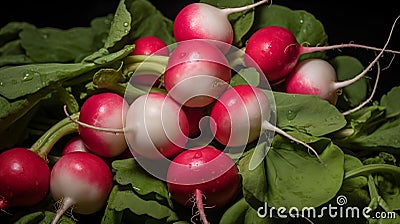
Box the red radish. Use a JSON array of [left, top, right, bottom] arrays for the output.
[[167, 146, 240, 224], [245, 23, 400, 85], [131, 36, 169, 56], [164, 40, 231, 107], [210, 84, 322, 162], [61, 136, 89, 156], [50, 152, 113, 224], [0, 148, 50, 210], [78, 92, 129, 158], [124, 92, 189, 159], [173, 0, 269, 49], [285, 16, 398, 105]]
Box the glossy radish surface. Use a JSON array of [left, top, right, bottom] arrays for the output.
[[167, 146, 240, 223], [210, 84, 322, 162], [164, 40, 231, 107], [0, 148, 50, 210], [50, 152, 113, 224], [61, 136, 89, 156], [173, 0, 268, 50], [78, 92, 129, 158], [131, 36, 169, 56], [124, 92, 189, 159], [245, 25, 399, 85]]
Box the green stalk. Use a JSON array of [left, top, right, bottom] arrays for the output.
[[29, 113, 79, 161], [344, 164, 400, 179]]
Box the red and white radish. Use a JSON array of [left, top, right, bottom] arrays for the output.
[[210, 84, 322, 162], [0, 148, 50, 210], [124, 92, 189, 159], [167, 146, 240, 224], [173, 0, 268, 49], [164, 40, 231, 107], [131, 36, 169, 56], [245, 23, 400, 85], [50, 152, 113, 224], [285, 15, 398, 105], [78, 92, 129, 158], [61, 136, 90, 156]]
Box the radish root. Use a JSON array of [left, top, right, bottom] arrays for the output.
[[194, 189, 210, 224]]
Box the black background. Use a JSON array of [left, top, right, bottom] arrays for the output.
[[1, 0, 399, 99]]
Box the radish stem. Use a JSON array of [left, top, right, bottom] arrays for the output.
[[220, 0, 268, 15]]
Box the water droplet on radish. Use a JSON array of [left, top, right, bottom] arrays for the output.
[[194, 152, 202, 159]]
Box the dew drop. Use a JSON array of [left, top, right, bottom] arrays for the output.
[[286, 110, 297, 121], [299, 19, 304, 24], [123, 22, 129, 27], [179, 52, 187, 59], [22, 71, 34, 81], [42, 34, 49, 39]]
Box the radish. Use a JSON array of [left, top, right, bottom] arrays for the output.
[[285, 16, 398, 105], [210, 84, 322, 162], [182, 105, 209, 137], [50, 152, 113, 224], [78, 92, 129, 158], [61, 136, 90, 156], [173, 0, 269, 50], [164, 40, 231, 107], [244, 22, 400, 85], [0, 148, 50, 210], [124, 92, 189, 159], [131, 36, 169, 56], [167, 146, 240, 224]]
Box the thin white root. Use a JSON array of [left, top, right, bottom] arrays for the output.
[[341, 61, 381, 116], [333, 15, 400, 89], [220, 0, 269, 15], [262, 121, 325, 165], [51, 197, 75, 224], [63, 105, 127, 133]]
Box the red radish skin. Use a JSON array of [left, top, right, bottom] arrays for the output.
[[50, 152, 113, 224], [61, 136, 90, 156], [131, 36, 169, 56], [125, 92, 189, 159], [167, 146, 240, 224], [285, 16, 398, 105], [78, 92, 129, 158], [0, 148, 50, 210], [210, 84, 322, 162], [245, 25, 400, 85], [182, 105, 208, 137], [164, 40, 231, 107], [173, 0, 268, 49]]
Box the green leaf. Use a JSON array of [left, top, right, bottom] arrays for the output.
[[0, 22, 35, 46], [239, 143, 269, 208], [200, 0, 256, 46], [220, 198, 249, 224], [230, 67, 260, 87], [265, 136, 345, 209], [380, 86, 400, 118], [112, 158, 172, 204], [108, 187, 179, 222], [126, 0, 175, 45], [250, 5, 328, 59], [273, 91, 347, 136], [332, 56, 368, 109], [104, 0, 131, 49], [14, 211, 75, 224]]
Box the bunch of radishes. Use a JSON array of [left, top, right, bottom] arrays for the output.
[[1, 1, 399, 224]]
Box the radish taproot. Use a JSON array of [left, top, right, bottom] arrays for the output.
[[78, 92, 129, 158], [50, 152, 113, 224], [245, 22, 400, 85], [0, 148, 50, 210], [173, 0, 269, 50], [210, 84, 322, 162], [167, 146, 240, 224], [285, 15, 398, 105], [131, 36, 169, 56], [124, 92, 189, 159], [164, 40, 231, 107]]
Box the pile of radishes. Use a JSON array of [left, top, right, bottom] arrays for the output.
[[1, 1, 400, 224]]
